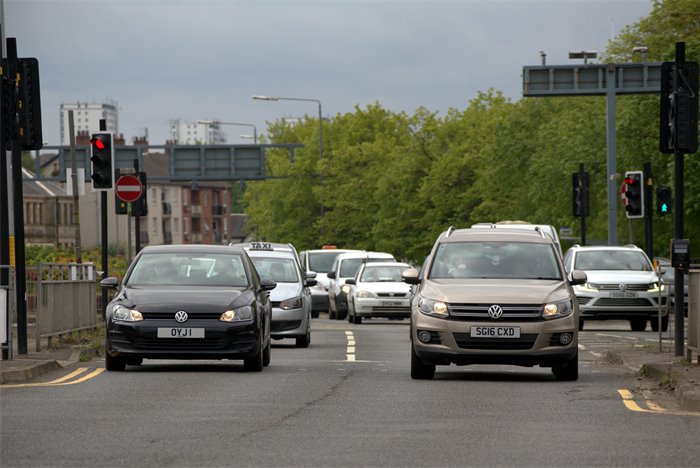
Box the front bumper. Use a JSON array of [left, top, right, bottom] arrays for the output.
[[411, 312, 577, 367], [575, 291, 668, 320], [107, 319, 259, 360], [271, 307, 308, 338], [354, 297, 410, 318]]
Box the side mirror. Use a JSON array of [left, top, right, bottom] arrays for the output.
[[260, 278, 277, 291], [327, 271, 336, 279], [569, 270, 587, 286], [402, 268, 420, 285], [345, 278, 356, 285], [306, 271, 318, 279], [100, 277, 120, 289]]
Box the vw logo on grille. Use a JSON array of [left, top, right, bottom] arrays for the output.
[[174, 310, 189, 323], [618, 283, 627, 291], [487, 304, 503, 319]]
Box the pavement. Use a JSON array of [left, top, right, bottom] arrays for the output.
[[2, 327, 699, 412]]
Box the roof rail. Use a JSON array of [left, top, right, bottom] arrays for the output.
[[445, 226, 456, 238], [534, 226, 547, 239]]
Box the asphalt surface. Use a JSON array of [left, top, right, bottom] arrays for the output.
[[2, 317, 699, 410]]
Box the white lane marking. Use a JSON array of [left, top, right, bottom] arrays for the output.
[[345, 331, 355, 362]]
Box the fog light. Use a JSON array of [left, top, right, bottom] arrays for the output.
[[417, 330, 433, 343], [559, 332, 573, 345]]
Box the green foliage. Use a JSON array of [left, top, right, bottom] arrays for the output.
[[26, 245, 130, 279], [242, 0, 700, 263]]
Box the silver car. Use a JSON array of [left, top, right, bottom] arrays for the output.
[[404, 226, 586, 380], [563, 245, 668, 331], [345, 261, 412, 324], [240, 242, 316, 347]]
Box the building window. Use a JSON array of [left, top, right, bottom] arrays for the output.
[[152, 217, 157, 233], [151, 188, 157, 204], [173, 217, 179, 235]]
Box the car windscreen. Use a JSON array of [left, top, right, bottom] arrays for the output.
[[339, 257, 392, 277], [126, 252, 248, 287], [574, 250, 652, 271], [309, 251, 343, 273], [250, 256, 300, 283], [429, 241, 561, 280], [360, 265, 408, 282]]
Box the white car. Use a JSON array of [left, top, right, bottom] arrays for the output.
[[299, 248, 359, 317], [327, 251, 395, 320], [563, 245, 668, 331], [345, 261, 412, 324]]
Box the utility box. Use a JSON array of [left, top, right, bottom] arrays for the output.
[[688, 268, 700, 364]]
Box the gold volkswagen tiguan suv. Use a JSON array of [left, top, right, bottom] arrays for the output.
[[403, 226, 587, 380]]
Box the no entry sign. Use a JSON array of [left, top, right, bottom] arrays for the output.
[[115, 175, 143, 203]]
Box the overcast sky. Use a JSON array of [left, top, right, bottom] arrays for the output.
[[5, 0, 653, 146]]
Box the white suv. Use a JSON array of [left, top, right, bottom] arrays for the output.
[[299, 248, 358, 317], [562, 245, 668, 331], [327, 251, 395, 320]]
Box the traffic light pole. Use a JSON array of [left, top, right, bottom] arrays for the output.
[[673, 43, 685, 357], [99, 119, 108, 319], [579, 164, 586, 246], [643, 162, 653, 260]]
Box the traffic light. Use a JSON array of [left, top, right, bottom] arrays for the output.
[[622, 171, 644, 218], [656, 186, 672, 216], [572, 171, 590, 217], [90, 132, 115, 190], [660, 61, 698, 154]]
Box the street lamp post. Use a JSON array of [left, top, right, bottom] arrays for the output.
[[198, 120, 257, 144], [252, 95, 325, 220]]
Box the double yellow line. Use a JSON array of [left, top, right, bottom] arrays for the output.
[[0, 367, 105, 389], [617, 389, 699, 417]]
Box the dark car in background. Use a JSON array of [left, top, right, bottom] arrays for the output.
[[101, 244, 275, 372]]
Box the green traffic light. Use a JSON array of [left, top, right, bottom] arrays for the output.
[[661, 203, 668, 213]]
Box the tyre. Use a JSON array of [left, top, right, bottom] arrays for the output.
[[552, 353, 578, 381], [296, 327, 311, 348], [244, 341, 264, 372], [650, 314, 669, 332], [410, 344, 435, 380], [347, 307, 354, 324], [352, 314, 362, 325], [578, 320, 584, 331], [105, 349, 126, 372], [630, 318, 647, 331], [311, 311, 320, 319], [262, 338, 271, 367]]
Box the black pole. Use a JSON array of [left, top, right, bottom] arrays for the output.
[[673, 42, 685, 356], [643, 161, 653, 260], [579, 163, 586, 246], [99, 119, 108, 318], [134, 159, 141, 254], [7, 38, 27, 354]]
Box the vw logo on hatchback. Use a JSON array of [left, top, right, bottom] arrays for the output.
[[487, 304, 503, 319], [174, 310, 189, 323]]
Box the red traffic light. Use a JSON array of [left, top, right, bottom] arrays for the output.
[[90, 137, 106, 150]]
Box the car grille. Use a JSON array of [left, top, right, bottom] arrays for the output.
[[377, 292, 408, 298], [592, 298, 654, 307], [271, 320, 302, 333], [140, 311, 223, 321], [595, 283, 649, 291], [448, 303, 542, 322], [371, 306, 410, 313], [576, 296, 593, 306], [133, 336, 236, 351], [453, 333, 538, 350]]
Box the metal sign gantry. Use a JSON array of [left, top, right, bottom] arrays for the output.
[[523, 62, 663, 246]]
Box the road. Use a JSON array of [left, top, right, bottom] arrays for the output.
[[1, 318, 698, 467]]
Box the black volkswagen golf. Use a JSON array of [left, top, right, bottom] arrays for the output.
[[101, 244, 275, 372]]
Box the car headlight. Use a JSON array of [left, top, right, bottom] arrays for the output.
[[220, 305, 254, 322], [542, 299, 574, 319], [279, 296, 303, 310], [579, 282, 600, 292], [113, 305, 143, 322], [357, 290, 374, 298], [417, 296, 449, 319], [647, 282, 664, 292], [341, 284, 351, 295]]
